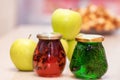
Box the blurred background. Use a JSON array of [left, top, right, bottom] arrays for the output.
[[0, 0, 120, 35]]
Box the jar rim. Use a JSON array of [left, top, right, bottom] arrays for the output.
[[75, 33, 104, 42], [37, 32, 62, 40]]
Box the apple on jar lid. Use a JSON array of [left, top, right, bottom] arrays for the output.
[[51, 8, 82, 40]]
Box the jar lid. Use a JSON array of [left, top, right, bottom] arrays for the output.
[[37, 32, 62, 40], [75, 33, 104, 42]]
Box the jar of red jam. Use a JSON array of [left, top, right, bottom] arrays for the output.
[[33, 33, 66, 77]]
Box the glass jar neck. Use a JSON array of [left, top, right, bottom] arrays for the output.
[[77, 42, 103, 49], [77, 41, 102, 45], [38, 39, 60, 41], [38, 39, 60, 44]]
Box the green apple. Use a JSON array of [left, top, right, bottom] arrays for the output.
[[60, 38, 68, 54], [10, 39, 37, 71], [51, 8, 82, 40], [67, 39, 77, 61]]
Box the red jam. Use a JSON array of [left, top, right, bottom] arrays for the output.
[[33, 33, 66, 77]]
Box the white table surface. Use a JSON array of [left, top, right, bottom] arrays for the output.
[[0, 25, 120, 80]]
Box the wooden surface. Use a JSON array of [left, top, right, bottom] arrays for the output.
[[0, 25, 120, 80]]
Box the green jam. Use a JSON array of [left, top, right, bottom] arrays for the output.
[[70, 42, 108, 79]]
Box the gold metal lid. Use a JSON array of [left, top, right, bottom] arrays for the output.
[[75, 33, 104, 42], [37, 32, 62, 40]]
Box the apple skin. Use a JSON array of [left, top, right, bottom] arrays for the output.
[[67, 39, 77, 61], [51, 8, 82, 40], [10, 39, 37, 71], [60, 38, 69, 54]]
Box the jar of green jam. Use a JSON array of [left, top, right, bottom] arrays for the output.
[[70, 33, 108, 79]]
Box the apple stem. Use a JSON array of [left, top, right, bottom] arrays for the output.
[[28, 34, 32, 39]]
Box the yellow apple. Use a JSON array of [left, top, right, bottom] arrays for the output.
[[60, 39, 68, 54], [67, 39, 77, 61], [10, 39, 37, 71], [51, 8, 82, 40]]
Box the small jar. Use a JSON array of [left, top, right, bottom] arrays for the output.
[[33, 33, 66, 77], [70, 33, 108, 79]]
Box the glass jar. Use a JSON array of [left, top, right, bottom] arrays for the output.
[[33, 33, 66, 77], [70, 33, 108, 79]]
